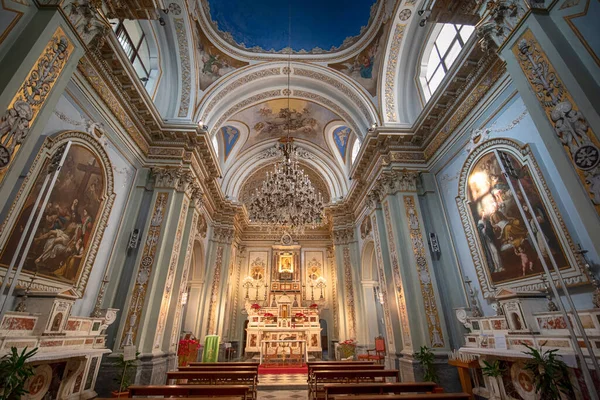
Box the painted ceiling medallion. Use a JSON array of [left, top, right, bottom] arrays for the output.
[[203, 0, 379, 54]]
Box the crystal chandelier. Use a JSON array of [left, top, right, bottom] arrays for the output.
[[248, 138, 325, 233]]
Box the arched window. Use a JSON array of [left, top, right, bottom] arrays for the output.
[[112, 20, 155, 88], [212, 133, 220, 157], [351, 138, 361, 165], [419, 23, 475, 101]]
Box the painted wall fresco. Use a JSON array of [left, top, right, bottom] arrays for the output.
[[329, 24, 386, 97], [195, 22, 248, 91], [333, 126, 352, 158], [467, 152, 568, 284], [221, 125, 240, 159], [0, 144, 105, 286], [231, 98, 341, 153]]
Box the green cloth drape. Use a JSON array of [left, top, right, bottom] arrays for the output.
[[202, 335, 220, 362]]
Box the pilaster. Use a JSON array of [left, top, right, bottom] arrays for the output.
[[332, 227, 358, 341], [0, 6, 85, 210], [478, 0, 600, 257]]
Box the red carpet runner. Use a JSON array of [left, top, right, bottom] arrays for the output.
[[258, 364, 308, 375]]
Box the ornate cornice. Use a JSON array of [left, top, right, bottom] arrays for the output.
[[333, 227, 355, 245]]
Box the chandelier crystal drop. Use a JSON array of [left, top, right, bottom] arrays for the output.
[[248, 139, 325, 233]]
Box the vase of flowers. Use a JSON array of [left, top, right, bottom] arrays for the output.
[[263, 313, 275, 323], [309, 303, 319, 314], [295, 312, 306, 323], [250, 303, 261, 315], [339, 339, 357, 360]]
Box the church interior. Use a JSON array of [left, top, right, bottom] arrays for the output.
[[1, 0, 600, 399]]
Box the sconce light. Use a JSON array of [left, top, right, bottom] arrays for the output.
[[159, 17, 166, 26], [428, 232, 441, 258], [374, 285, 384, 305]]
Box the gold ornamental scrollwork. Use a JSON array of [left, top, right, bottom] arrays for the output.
[[0, 27, 74, 183], [513, 29, 600, 217]]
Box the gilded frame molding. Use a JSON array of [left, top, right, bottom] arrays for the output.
[[0, 130, 116, 298], [455, 138, 588, 298]]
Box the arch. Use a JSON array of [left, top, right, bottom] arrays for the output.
[[0, 131, 115, 298], [361, 241, 377, 281], [456, 138, 587, 299], [195, 62, 380, 139]]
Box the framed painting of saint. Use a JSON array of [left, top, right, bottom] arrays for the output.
[[456, 139, 588, 298], [0, 132, 115, 297]]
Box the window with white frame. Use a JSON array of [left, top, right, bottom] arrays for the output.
[[112, 20, 155, 87], [419, 23, 475, 101], [351, 138, 361, 165]]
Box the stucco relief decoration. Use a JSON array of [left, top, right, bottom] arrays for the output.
[[307, 258, 322, 281], [62, 0, 111, 47], [477, 0, 527, 51], [0, 131, 115, 298], [121, 192, 169, 347], [197, 213, 208, 238], [327, 246, 339, 338], [170, 212, 199, 351], [250, 257, 266, 281], [513, 29, 600, 215], [370, 214, 396, 351], [154, 197, 189, 349], [382, 201, 412, 349], [384, 23, 406, 122], [0, 28, 73, 183], [456, 139, 587, 297], [175, 18, 192, 117], [403, 196, 445, 348], [342, 246, 357, 339], [206, 245, 224, 335], [360, 215, 372, 239]]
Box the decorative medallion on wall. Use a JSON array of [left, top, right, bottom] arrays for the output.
[[456, 139, 588, 298], [333, 126, 352, 158], [221, 125, 240, 159], [0, 131, 115, 298], [24, 364, 52, 400]]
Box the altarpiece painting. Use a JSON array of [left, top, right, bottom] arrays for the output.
[[456, 139, 588, 298], [0, 131, 115, 297]]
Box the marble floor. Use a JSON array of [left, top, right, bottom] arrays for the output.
[[258, 373, 308, 398]]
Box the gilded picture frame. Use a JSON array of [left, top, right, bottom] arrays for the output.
[[0, 131, 115, 298], [455, 138, 588, 298]]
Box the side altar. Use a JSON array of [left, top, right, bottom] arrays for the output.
[[244, 243, 323, 363]]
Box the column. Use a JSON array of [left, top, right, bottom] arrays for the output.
[[115, 167, 200, 384], [369, 170, 451, 379], [477, 1, 600, 257], [0, 5, 86, 211]]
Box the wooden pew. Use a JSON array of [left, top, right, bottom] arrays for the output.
[[188, 361, 259, 367], [330, 394, 471, 400], [323, 382, 438, 399], [127, 384, 250, 399], [311, 369, 400, 400], [166, 371, 258, 400], [179, 365, 259, 372]]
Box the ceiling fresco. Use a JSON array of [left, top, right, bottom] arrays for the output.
[[194, 22, 248, 91], [205, 0, 378, 53], [329, 23, 387, 97], [229, 98, 342, 153]]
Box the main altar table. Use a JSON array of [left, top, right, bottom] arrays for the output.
[[260, 339, 307, 366]]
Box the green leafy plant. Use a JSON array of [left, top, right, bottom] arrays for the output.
[[113, 352, 139, 393], [481, 359, 505, 378], [0, 347, 38, 400], [523, 345, 574, 400], [414, 346, 438, 383]]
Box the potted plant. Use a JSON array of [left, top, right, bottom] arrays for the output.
[[339, 339, 357, 360], [481, 359, 506, 399], [111, 352, 139, 398], [414, 346, 443, 392], [0, 347, 38, 400], [523, 345, 574, 400]]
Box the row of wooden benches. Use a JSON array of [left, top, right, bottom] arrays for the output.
[[118, 361, 470, 400]]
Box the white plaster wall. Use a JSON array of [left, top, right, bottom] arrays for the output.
[[433, 93, 596, 316]]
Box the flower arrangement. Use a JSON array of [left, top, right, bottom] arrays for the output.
[[295, 312, 306, 318], [263, 313, 274, 318], [177, 339, 200, 367], [339, 339, 357, 360], [309, 303, 319, 312], [250, 303, 261, 311]]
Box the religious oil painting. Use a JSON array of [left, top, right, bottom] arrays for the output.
[[467, 152, 568, 284], [279, 254, 294, 273], [195, 22, 248, 91], [329, 24, 386, 96], [0, 144, 105, 286], [231, 99, 340, 153], [333, 126, 351, 158], [221, 125, 240, 159]]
